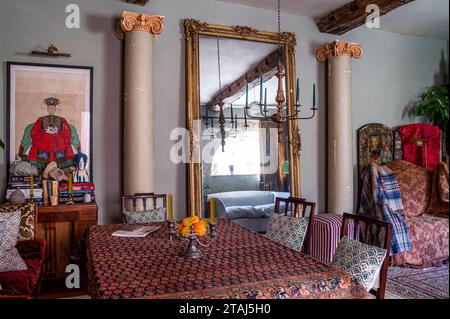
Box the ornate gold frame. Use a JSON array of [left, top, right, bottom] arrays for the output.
[[184, 19, 301, 216]]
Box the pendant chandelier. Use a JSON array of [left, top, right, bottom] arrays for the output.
[[203, 35, 243, 152], [243, 0, 317, 124], [203, 0, 318, 152]]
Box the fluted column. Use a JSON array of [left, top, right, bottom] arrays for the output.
[[316, 40, 362, 215], [117, 11, 164, 195]]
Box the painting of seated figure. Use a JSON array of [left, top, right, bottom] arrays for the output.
[[7, 62, 93, 177]]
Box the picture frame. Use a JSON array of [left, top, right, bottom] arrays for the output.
[[6, 62, 94, 180]]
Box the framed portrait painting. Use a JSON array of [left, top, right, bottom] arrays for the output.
[[6, 62, 93, 178]]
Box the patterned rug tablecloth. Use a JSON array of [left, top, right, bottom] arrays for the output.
[[87, 219, 370, 299]]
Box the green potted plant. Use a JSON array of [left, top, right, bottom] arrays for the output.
[[411, 85, 449, 157]]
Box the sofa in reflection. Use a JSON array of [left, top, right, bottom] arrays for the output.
[[207, 191, 290, 233]]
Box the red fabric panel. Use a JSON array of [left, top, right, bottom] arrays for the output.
[[399, 124, 441, 171]]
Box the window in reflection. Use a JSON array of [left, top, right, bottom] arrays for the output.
[[211, 121, 260, 176]]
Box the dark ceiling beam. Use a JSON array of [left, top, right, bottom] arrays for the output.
[[124, 0, 150, 6], [317, 0, 414, 35], [207, 48, 284, 112]]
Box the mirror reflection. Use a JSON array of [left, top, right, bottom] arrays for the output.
[[199, 35, 291, 233]]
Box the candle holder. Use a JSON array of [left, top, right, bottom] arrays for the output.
[[168, 219, 217, 260], [65, 193, 75, 205], [291, 102, 318, 120]]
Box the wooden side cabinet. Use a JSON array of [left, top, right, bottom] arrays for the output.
[[36, 203, 98, 280]]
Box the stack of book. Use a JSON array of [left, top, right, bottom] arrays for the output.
[[42, 180, 59, 206], [58, 182, 95, 204], [6, 175, 44, 205]]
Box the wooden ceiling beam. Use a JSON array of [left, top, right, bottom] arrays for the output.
[[124, 0, 150, 6], [317, 0, 414, 35], [207, 48, 284, 111]]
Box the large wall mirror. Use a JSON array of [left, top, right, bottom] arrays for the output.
[[184, 19, 301, 218]]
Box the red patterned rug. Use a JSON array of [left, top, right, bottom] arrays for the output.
[[387, 264, 449, 299]]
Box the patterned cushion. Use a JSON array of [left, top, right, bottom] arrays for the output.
[[427, 162, 449, 217], [265, 213, 307, 252], [393, 214, 449, 267], [331, 236, 387, 291], [123, 207, 167, 224], [0, 212, 28, 273], [386, 160, 432, 217], [0, 203, 36, 241]]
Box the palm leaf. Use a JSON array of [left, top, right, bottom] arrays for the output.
[[411, 85, 449, 133]]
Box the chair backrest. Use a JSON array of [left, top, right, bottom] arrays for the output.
[[274, 197, 316, 254], [122, 193, 167, 212], [341, 213, 393, 299]]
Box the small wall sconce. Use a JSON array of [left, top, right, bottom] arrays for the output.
[[125, 0, 149, 5], [31, 45, 72, 57]]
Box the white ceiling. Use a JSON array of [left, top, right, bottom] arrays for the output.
[[380, 0, 449, 41], [217, 0, 350, 18], [199, 36, 279, 104], [216, 0, 449, 41]]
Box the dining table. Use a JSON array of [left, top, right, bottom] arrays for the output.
[[87, 218, 371, 299]]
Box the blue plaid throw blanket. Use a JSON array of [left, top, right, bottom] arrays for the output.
[[360, 163, 411, 254]]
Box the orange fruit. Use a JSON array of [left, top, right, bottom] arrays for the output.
[[180, 226, 192, 238], [193, 222, 207, 237], [182, 216, 200, 227]]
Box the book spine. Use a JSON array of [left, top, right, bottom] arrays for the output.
[[59, 186, 95, 192], [58, 195, 95, 204], [58, 183, 95, 192], [6, 189, 43, 195], [42, 180, 49, 206], [59, 193, 93, 198], [50, 181, 58, 206], [8, 183, 41, 189], [10, 176, 42, 183], [6, 192, 43, 200], [59, 190, 94, 195]]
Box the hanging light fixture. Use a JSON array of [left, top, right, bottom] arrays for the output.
[[202, 0, 317, 152], [243, 0, 318, 124], [204, 35, 239, 152]]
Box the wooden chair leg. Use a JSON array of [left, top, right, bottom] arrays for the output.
[[376, 256, 389, 299]]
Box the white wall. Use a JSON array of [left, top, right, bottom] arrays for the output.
[[0, 0, 447, 222]]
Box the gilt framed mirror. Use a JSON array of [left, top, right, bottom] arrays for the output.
[[184, 19, 301, 216]]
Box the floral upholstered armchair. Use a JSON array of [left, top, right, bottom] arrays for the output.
[[386, 160, 449, 267]]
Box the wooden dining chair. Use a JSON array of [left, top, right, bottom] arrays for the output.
[[122, 193, 167, 223], [273, 197, 316, 254], [340, 213, 393, 299]]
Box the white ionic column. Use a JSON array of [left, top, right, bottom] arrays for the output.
[[316, 40, 362, 215], [117, 11, 164, 196]]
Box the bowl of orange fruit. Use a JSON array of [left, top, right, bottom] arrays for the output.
[[177, 215, 208, 238]]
